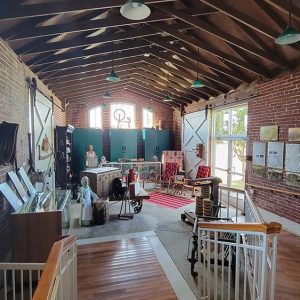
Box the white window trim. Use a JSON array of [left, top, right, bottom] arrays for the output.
[[110, 102, 136, 129], [89, 106, 103, 129], [143, 108, 153, 128]]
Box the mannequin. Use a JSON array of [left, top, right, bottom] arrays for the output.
[[80, 176, 98, 226], [86, 144, 96, 158]]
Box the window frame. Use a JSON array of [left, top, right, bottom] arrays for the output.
[[110, 102, 136, 129], [142, 108, 154, 128], [89, 106, 103, 129]]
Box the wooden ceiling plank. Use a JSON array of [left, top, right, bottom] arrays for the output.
[[0, 0, 176, 20], [199, 0, 280, 39], [151, 23, 270, 78], [8, 6, 218, 42], [157, 5, 287, 68], [145, 37, 239, 87], [140, 63, 213, 97], [37, 50, 144, 78], [142, 56, 225, 95], [263, 0, 300, 22], [131, 72, 195, 103], [27, 40, 150, 67], [43, 58, 139, 84], [15, 27, 159, 56]]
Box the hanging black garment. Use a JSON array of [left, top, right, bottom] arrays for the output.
[[0, 121, 19, 165]]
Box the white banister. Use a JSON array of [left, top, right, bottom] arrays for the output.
[[198, 221, 281, 300], [0, 262, 45, 300]]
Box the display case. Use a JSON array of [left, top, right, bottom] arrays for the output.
[[11, 190, 71, 263], [55, 125, 75, 189], [101, 161, 162, 180]]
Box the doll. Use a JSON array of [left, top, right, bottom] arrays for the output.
[[80, 176, 98, 226]]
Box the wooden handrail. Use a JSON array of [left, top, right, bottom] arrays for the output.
[[198, 222, 282, 234], [246, 183, 300, 197], [33, 235, 76, 300]]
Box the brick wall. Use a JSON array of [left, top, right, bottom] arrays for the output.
[[0, 38, 66, 261], [66, 90, 174, 159], [247, 71, 300, 224]]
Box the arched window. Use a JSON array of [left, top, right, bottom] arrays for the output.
[[143, 108, 153, 128], [89, 106, 102, 128], [110, 103, 136, 129]]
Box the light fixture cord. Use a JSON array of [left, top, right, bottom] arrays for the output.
[[289, 0, 292, 26], [197, 48, 199, 80], [112, 43, 114, 69]]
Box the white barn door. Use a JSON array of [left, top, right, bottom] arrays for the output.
[[182, 110, 209, 179], [31, 91, 55, 192]]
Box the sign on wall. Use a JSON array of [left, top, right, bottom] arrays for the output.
[[252, 142, 266, 166], [260, 125, 278, 141], [267, 142, 284, 169]]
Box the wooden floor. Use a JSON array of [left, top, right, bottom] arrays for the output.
[[275, 231, 300, 300], [77, 237, 177, 300]]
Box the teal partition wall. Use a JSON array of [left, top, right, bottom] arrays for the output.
[[110, 129, 138, 161], [142, 129, 170, 161], [72, 128, 103, 181]]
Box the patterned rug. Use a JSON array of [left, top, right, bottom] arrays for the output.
[[146, 192, 194, 209]]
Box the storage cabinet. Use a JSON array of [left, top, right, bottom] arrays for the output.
[[72, 128, 103, 182], [55, 125, 74, 189], [142, 129, 170, 161], [110, 129, 138, 161]]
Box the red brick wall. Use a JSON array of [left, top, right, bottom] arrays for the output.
[[66, 90, 174, 159], [247, 71, 300, 224], [0, 39, 66, 261]]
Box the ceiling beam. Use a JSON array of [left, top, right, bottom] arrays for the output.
[[263, 0, 300, 22], [0, 0, 176, 20], [38, 50, 144, 78], [26, 40, 151, 67], [45, 58, 140, 84], [7, 6, 218, 42], [142, 56, 225, 95], [151, 23, 270, 77], [145, 38, 238, 88], [156, 4, 287, 68], [130, 73, 194, 104], [199, 0, 280, 39], [15, 27, 159, 55]]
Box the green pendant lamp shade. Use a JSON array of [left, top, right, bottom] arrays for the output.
[[275, 26, 300, 45], [146, 105, 153, 111], [163, 94, 172, 102], [100, 103, 107, 109], [192, 48, 204, 88], [275, 0, 300, 45], [106, 69, 121, 82], [120, 0, 151, 21], [191, 78, 204, 88]]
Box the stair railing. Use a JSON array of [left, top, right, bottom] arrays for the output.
[[32, 235, 77, 300], [198, 221, 281, 300]]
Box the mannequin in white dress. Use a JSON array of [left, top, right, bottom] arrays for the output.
[[80, 176, 98, 226]]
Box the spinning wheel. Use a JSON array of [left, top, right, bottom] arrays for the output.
[[114, 109, 126, 128]]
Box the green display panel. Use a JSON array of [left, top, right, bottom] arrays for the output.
[[72, 128, 103, 181], [110, 129, 138, 161], [142, 129, 170, 161]]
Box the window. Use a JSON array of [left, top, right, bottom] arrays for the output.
[[143, 109, 153, 128], [110, 103, 136, 129], [89, 107, 102, 128], [212, 105, 248, 190]]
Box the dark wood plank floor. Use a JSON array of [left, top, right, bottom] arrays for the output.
[[77, 237, 178, 300], [275, 231, 300, 300]]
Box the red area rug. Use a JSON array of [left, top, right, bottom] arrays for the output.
[[146, 192, 194, 209]]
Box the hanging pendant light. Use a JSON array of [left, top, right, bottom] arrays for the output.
[[120, 0, 151, 21], [100, 103, 107, 109], [106, 44, 121, 82], [163, 69, 172, 102], [163, 94, 172, 102], [275, 0, 300, 45], [103, 80, 112, 98], [191, 48, 204, 88]]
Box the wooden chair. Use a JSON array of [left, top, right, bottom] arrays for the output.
[[155, 162, 178, 193], [175, 165, 211, 196]]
